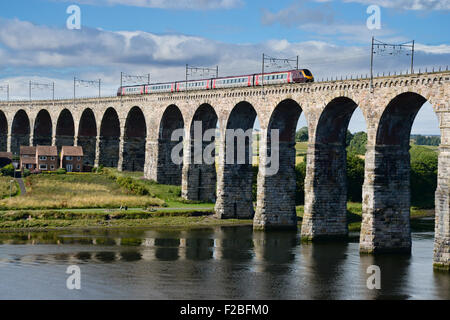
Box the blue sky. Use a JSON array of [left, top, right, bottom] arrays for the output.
[[0, 0, 448, 133]]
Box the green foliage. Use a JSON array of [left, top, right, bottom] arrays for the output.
[[56, 168, 67, 175], [23, 169, 31, 178], [410, 145, 438, 208], [295, 126, 308, 142], [295, 161, 306, 205], [1, 164, 15, 177], [347, 131, 367, 155], [412, 135, 440, 146], [345, 130, 354, 146], [346, 153, 365, 202]]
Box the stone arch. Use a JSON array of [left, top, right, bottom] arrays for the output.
[[11, 110, 30, 155], [78, 108, 97, 167], [56, 109, 75, 151], [33, 109, 52, 146], [183, 103, 218, 202], [254, 99, 302, 230], [156, 104, 184, 185], [360, 92, 430, 254], [215, 101, 258, 219], [99, 107, 120, 168], [0, 110, 7, 151], [123, 106, 147, 172], [301, 96, 360, 240]]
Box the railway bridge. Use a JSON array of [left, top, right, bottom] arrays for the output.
[[0, 71, 449, 270]]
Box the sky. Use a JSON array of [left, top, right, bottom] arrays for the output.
[[0, 0, 448, 134]]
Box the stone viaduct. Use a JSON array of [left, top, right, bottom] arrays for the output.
[[0, 71, 448, 270]]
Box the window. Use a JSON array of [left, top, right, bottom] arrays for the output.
[[77, 157, 81, 161], [39, 164, 47, 170], [50, 165, 55, 170], [66, 156, 73, 161], [39, 156, 47, 161], [77, 165, 80, 170], [51, 157, 55, 160]]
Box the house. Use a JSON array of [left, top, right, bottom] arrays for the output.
[[20, 146, 37, 170], [60, 146, 84, 172], [36, 145, 58, 171], [0, 152, 13, 168]]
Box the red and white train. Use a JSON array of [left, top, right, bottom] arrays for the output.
[[117, 69, 314, 96]]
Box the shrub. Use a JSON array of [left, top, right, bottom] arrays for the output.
[[56, 168, 67, 175], [23, 169, 31, 178], [1, 164, 15, 177]]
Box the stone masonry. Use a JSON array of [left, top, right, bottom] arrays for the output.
[[0, 71, 448, 270]]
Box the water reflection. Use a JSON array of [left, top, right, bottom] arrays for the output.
[[0, 227, 448, 299]]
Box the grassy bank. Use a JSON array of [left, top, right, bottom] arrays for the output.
[[296, 202, 435, 232], [0, 173, 164, 210], [0, 177, 19, 199]]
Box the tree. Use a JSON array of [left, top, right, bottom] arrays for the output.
[[347, 131, 367, 155], [295, 127, 308, 142], [346, 153, 365, 202]]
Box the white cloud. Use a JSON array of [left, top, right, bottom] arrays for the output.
[[0, 18, 448, 104], [342, 0, 450, 10], [52, 0, 244, 10]]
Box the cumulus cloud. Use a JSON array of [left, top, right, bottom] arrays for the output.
[[52, 0, 244, 10], [0, 18, 448, 101]]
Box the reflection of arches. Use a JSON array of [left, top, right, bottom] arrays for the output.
[[215, 101, 257, 219], [302, 97, 359, 239], [0, 111, 7, 151], [157, 105, 184, 185], [56, 109, 75, 151], [361, 92, 429, 254], [99, 107, 120, 168], [11, 110, 30, 155], [33, 110, 52, 146], [254, 99, 302, 230], [183, 104, 218, 202], [123, 107, 146, 172], [78, 108, 97, 167]]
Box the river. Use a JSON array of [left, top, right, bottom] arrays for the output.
[[0, 226, 448, 299]]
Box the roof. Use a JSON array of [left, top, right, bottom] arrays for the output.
[[61, 146, 83, 157], [0, 152, 12, 159], [21, 158, 36, 164], [36, 145, 58, 156], [20, 146, 36, 155]]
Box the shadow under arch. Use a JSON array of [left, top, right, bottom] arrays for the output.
[[33, 109, 52, 146], [0, 110, 7, 151], [183, 103, 218, 202], [78, 108, 97, 168], [156, 104, 184, 185], [360, 91, 429, 254], [55, 109, 75, 152], [123, 106, 147, 172], [11, 109, 30, 155], [99, 107, 120, 168], [301, 96, 360, 240], [215, 101, 257, 219], [254, 98, 302, 230]]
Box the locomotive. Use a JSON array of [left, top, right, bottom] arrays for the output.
[[117, 69, 314, 96]]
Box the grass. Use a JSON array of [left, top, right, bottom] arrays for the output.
[[0, 173, 164, 210], [0, 176, 19, 199], [295, 202, 434, 232]]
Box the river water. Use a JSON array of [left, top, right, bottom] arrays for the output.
[[0, 226, 448, 300]]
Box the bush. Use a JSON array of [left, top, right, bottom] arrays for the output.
[[23, 169, 31, 178], [347, 153, 365, 202], [1, 164, 15, 177], [56, 168, 67, 175]]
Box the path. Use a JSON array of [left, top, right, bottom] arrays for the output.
[[15, 178, 26, 195]]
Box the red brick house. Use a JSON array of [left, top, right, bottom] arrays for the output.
[[20, 146, 37, 170], [60, 146, 84, 172], [36, 146, 58, 171]]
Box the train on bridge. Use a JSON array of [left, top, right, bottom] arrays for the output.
[[117, 69, 314, 96]]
